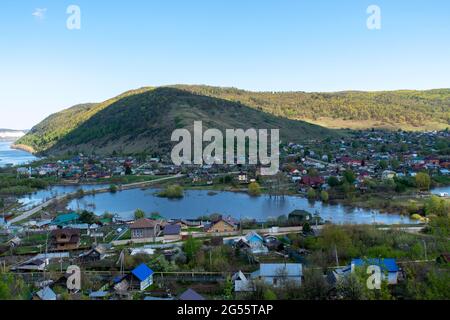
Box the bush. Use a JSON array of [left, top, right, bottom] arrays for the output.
[[320, 190, 329, 202], [307, 188, 316, 200], [158, 185, 184, 198], [248, 182, 261, 196]]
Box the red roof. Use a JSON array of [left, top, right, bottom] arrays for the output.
[[301, 176, 325, 186]]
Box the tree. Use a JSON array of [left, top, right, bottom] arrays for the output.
[[320, 191, 329, 202], [0, 273, 30, 300], [303, 222, 312, 234], [336, 273, 365, 300], [263, 288, 277, 300], [343, 170, 356, 184], [109, 184, 118, 193], [327, 176, 340, 187], [424, 196, 450, 217], [183, 237, 202, 263], [134, 209, 145, 220], [379, 160, 388, 170], [415, 172, 431, 191], [79, 210, 97, 225], [248, 182, 261, 196], [307, 188, 316, 200], [299, 268, 330, 300], [223, 276, 234, 300]]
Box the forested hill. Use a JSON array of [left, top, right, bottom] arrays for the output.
[[15, 87, 336, 156], [171, 85, 450, 131]]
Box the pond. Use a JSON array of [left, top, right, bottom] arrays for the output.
[[431, 185, 450, 196], [18, 184, 110, 209], [65, 188, 418, 225]]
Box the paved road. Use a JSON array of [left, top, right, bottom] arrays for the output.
[[8, 174, 185, 225]]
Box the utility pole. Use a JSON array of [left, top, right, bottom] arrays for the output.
[[423, 240, 428, 261], [334, 244, 339, 267]]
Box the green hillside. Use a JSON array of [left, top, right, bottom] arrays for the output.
[[171, 85, 450, 131], [16, 87, 336, 156]]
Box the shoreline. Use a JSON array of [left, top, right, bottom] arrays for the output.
[[10, 143, 36, 154]]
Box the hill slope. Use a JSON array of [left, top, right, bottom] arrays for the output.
[[16, 87, 336, 156], [171, 85, 450, 131]]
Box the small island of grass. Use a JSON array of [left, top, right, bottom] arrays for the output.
[[157, 184, 184, 199]]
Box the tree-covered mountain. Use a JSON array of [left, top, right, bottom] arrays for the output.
[[15, 87, 336, 156], [16, 85, 449, 156], [172, 85, 450, 131]]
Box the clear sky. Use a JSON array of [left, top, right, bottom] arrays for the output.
[[1, 0, 450, 129]]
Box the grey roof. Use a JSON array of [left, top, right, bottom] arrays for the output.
[[144, 296, 175, 300], [36, 286, 57, 300], [164, 224, 181, 236], [252, 263, 302, 278], [179, 288, 205, 301]]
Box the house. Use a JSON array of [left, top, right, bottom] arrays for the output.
[[288, 210, 312, 223], [235, 231, 268, 254], [300, 176, 325, 188], [34, 286, 57, 301], [232, 271, 254, 292], [130, 263, 154, 291], [205, 218, 238, 233], [237, 172, 248, 184], [15, 258, 48, 271], [130, 218, 162, 239], [264, 236, 285, 252], [382, 170, 396, 180], [78, 245, 107, 263], [251, 263, 302, 287], [7, 236, 21, 247], [163, 224, 182, 242], [351, 258, 400, 284], [327, 265, 352, 287], [113, 275, 129, 293], [51, 212, 80, 227], [50, 228, 81, 251], [179, 288, 205, 301]]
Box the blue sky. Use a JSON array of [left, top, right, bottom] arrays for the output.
[[1, 0, 450, 129]]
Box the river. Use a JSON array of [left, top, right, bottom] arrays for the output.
[[0, 140, 37, 167]]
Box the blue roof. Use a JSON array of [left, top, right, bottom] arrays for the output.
[[51, 212, 80, 225], [132, 263, 154, 281], [113, 275, 127, 283], [352, 258, 399, 272], [89, 291, 109, 298]]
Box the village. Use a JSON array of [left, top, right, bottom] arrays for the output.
[[0, 129, 449, 300]]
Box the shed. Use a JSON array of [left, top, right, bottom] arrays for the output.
[[131, 263, 154, 291]]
